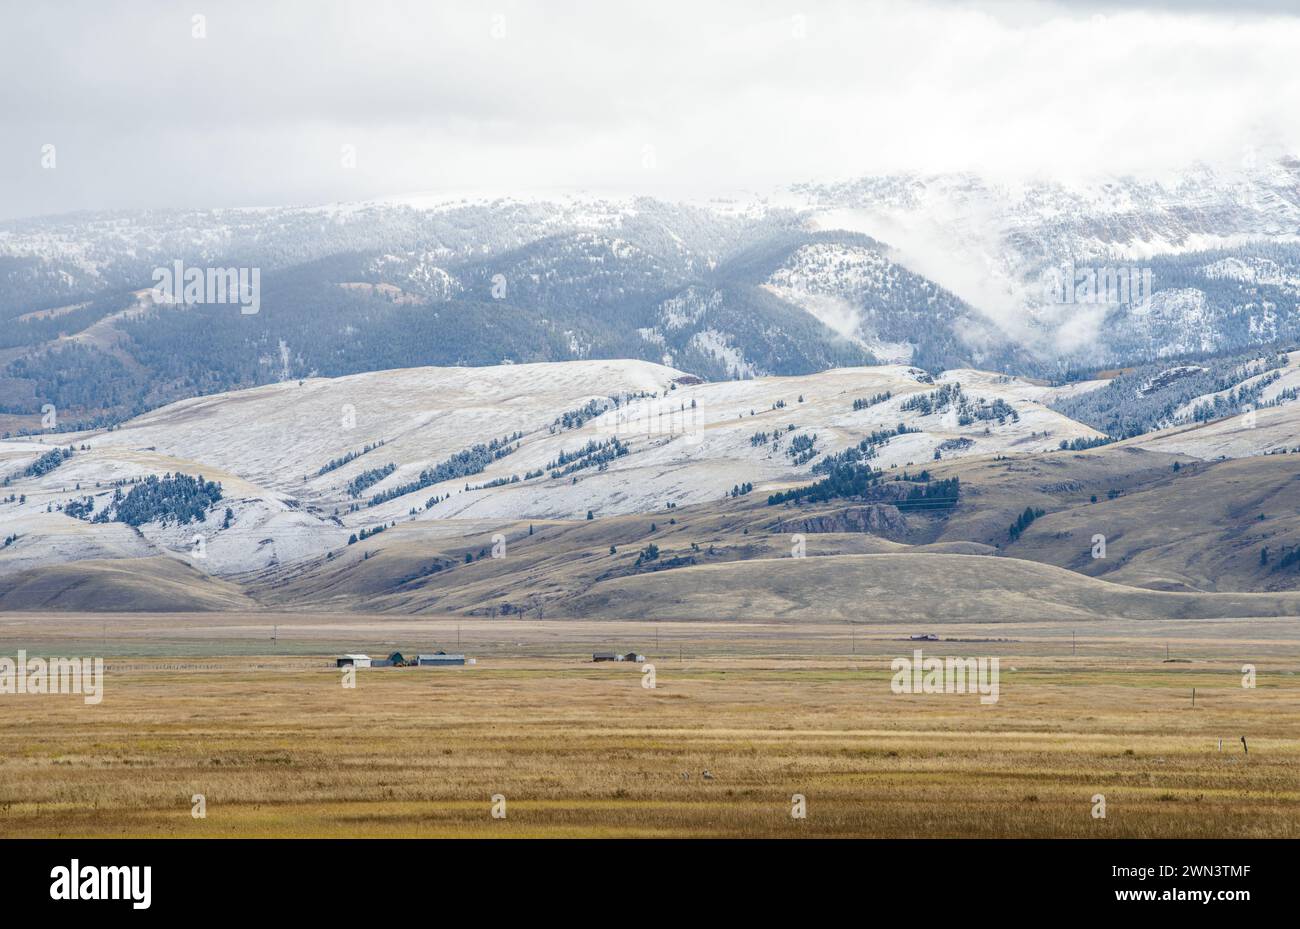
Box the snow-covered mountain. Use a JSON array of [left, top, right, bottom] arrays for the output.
[[4, 162, 1300, 435], [791, 159, 1300, 363]]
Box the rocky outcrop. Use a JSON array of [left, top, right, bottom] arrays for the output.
[[775, 504, 909, 537]]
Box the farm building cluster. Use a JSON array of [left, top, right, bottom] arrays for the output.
[[335, 651, 473, 669], [592, 651, 646, 663]]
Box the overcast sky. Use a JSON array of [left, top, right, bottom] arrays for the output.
[[2, 0, 1298, 220]]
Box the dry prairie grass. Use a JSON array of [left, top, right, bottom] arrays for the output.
[[1, 643, 1297, 838]]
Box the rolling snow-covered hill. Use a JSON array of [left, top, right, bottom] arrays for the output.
[[4, 353, 1298, 589], [2, 358, 1103, 577]]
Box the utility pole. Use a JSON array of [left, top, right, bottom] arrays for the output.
[[1072, 630, 1076, 656]]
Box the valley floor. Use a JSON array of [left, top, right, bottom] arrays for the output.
[[1, 614, 1298, 838]]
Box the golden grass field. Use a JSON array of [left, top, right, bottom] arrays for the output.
[[0, 613, 1298, 838]]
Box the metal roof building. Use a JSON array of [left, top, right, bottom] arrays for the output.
[[417, 653, 466, 666]]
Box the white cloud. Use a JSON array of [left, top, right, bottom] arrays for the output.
[[2, 0, 1298, 218]]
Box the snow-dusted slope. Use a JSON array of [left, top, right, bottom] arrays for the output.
[[763, 242, 936, 362], [1, 359, 1104, 578], [1123, 400, 1300, 461]]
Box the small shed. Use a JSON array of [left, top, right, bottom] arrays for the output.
[[624, 652, 646, 663], [417, 653, 466, 667], [387, 652, 407, 666], [336, 653, 372, 668]]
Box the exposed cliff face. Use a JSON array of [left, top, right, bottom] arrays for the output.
[[775, 504, 911, 539]]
